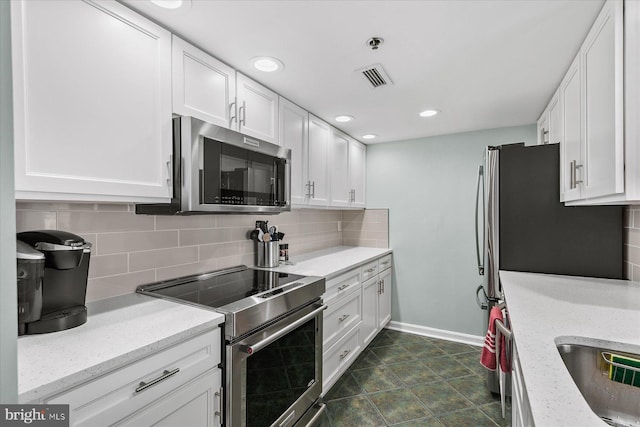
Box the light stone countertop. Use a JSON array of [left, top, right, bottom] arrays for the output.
[[499, 271, 640, 427], [18, 293, 224, 403], [254, 246, 392, 278]]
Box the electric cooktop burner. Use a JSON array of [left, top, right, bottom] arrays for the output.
[[144, 267, 305, 308], [136, 265, 325, 338]]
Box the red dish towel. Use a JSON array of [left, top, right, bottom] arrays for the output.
[[480, 306, 503, 371]]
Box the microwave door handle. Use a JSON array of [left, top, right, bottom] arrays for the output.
[[240, 304, 327, 355], [475, 164, 485, 275]]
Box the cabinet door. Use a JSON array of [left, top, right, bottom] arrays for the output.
[[536, 110, 549, 145], [11, 0, 172, 202], [115, 369, 222, 427], [307, 115, 331, 206], [236, 73, 278, 144], [279, 98, 309, 205], [349, 139, 366, 208], [378, 268, 392, 328], [559, 55, 583, 202], [172, 36, 236, 129], [547, 91, 561, 145], [582, 0, 624, 199], [361, 277, 379, 347], [330, 130, 350, 207]]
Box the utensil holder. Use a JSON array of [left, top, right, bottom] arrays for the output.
[[257, 241, 279, 268]]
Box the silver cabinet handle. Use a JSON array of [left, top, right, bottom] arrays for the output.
[[239, 101, 246, 127], [135, 368, 180, 393], [166, 155, 173, 188], [338, 283, 351, 291], [339, 349, 350, 360], [378, 280, 382, 295], [570, 160, 584, 189], [305, 181, 311, 198], [214, 388, 223, 420], [338, 314, 350, 322], [382, 278, 385, 293], [542, 128, 549, 144], [570, 160, 575, 189], [229, 100, 237, 125], [311, 181, 315, 198], [365, 267, 376, 273], [241, 304, 327, 354]]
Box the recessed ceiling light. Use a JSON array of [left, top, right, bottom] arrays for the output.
[[335, 115, 354, 123], [419, 109, 440, 117], [150, 0, 184, 9], [362, 134, 376, 140], [251, 57, 284, 73]]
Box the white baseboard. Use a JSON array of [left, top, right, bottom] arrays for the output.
[[386, 321, 484, 347]]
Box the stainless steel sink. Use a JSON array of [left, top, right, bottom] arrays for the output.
[[556, 343, 640, 427]]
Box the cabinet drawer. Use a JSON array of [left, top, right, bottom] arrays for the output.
[[325, 269, 361, 302], [323, 286, 362, 349], [378, 255, 392, 272], [47, 328, 221, 426], [323, 324, 361, 391], [361, 261, 378, 282]]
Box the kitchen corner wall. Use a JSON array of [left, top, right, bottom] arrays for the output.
[[16, 203, 388, 302], [624, 205, 640, 280]]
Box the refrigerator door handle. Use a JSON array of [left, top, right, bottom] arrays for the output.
[[475, 164, 485, 275]]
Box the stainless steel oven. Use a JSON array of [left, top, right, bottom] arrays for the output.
[[226, 301, 325, 427], [137, 266, 326, 427]]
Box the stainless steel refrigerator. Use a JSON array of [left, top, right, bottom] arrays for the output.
[[474, 143, 623, 393]]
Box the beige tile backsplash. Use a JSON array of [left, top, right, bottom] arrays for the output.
[[16, 203, 389, 302]]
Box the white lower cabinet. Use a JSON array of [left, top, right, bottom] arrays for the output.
[[321, 253, 393, 392], [116, 369, 222, 427], [44, 328, 222, 426], [361, 276, 379, 347], [323, 324, 361, 392], [511, 341, 533, 427]]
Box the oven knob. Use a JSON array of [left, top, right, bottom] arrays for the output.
[[240, 345, 253, 355]]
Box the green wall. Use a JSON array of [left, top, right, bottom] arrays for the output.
[[367, 124, 537, 336]]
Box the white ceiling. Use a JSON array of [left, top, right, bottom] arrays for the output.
[[122, 0, 604, 144]]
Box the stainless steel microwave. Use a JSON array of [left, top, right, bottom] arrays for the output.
[[136, 117, 291, 215]]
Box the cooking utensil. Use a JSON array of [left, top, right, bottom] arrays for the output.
[[277, 232, 285, 241], [262, 233, 271, 242]]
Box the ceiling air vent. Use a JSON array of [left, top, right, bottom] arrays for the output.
[[357, 63, 393, 89]]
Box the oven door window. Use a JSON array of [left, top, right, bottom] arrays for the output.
[[201, 137, 286, 206], [245, 318, 316, 427]]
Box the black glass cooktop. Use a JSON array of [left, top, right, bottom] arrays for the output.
[[146, 268, 305, 308]]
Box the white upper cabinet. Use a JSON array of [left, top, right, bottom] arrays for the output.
[[307, 115, 331, 206], [536, 90, 560, 146], [236, 73, 279, 144], [348, 139, 366, 208], [560, 55, 583, 202], [330, 130, 366, 208], [278, 97, 308, 205], [556, 0, 631, 204], [12, 0, 172, 202], [329, 130, 351, 207], [172, 36, 236, 129], [547, 91, 561, 146], [581, 0, 624, 200]]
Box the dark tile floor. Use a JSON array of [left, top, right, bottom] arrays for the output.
[[320, 329, 511, 427]]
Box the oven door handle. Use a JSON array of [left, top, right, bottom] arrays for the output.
[[240, 304, 327, 355]]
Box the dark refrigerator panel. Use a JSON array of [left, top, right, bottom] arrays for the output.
[[498, 143, 623, 280]]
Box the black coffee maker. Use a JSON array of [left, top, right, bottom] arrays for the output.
[[17, 230, 92, 335]]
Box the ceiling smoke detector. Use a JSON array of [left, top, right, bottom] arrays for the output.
[[357, 63, 394, 89], [367, 37, 384, 50]]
